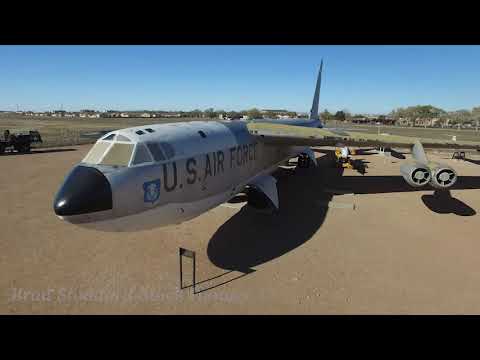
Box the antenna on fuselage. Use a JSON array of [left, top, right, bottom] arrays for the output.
[[309, 60, 323, 121]]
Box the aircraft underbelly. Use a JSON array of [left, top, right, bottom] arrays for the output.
[[77, 189, 235, 232]]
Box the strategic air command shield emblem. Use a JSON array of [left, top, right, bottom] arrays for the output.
[[143, 179, 161, 204]]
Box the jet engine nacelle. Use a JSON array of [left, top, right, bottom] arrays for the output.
[[427, 163, 457, 189], [245, 187, 277, 214], [400, 161, 431, 187], [245, 175, 279, 214]]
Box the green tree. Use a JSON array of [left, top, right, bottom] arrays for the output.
[[204, 108, 217, 118], [471, 107, 480, 129], [187, 109, 202, 118], [246, 108, 262, 119], [342, 109, 352, 121], [390, 105, 446, 120], [321, 109, 332, 120], [334, 110, 346, 121], [227, 111, 240, 119], [447, 110, 472, 126]]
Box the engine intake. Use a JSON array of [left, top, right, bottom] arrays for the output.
[[428, 165, 457, 189], [400, 162, 431, 187]]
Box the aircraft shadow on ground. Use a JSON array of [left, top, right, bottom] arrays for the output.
[[0, 148, 77, 156], [207, 155, 342, 272], [208, 157, 480, 272], [313, 147, 408, 159], [421, 190, 476, 216], [389, 149, 406, 159], [312, 148, 379, 157], [350, 159, 369, 175]]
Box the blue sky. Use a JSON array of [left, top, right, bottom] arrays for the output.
[[1, 45, 479, 114]]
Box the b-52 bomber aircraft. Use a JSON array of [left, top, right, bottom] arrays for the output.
[[53, 62, 479, 231]]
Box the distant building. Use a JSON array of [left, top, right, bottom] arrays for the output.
[[162, 112, 182, 118], [261, 109, 288, 114], [351, 116, 370, 124], [352, 115, 395, 125], [79, 109, 99, 118], [102, 110, 121, 118], [396, 117, 413, 127], [52, 110, 66, 117], [415, 118, 434, 127]]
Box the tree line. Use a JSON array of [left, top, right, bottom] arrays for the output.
[[182, 108, 300, 119], [389, 105, 480, 125], [320, 105, 480, 125]]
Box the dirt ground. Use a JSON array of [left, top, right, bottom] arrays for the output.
[[1, 144, 480, 314]]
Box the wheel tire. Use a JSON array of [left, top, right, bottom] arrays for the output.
[[298, 158, 303, 168], [304, 157, 311, 168], [298, 155, 310, 169], [0, 144, 4, 154]]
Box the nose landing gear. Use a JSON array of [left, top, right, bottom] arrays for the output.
[[297, 153, 311, 168]]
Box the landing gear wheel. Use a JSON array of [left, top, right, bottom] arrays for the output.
[[14, 144, 30, 153], [297, 154, 311, 168]]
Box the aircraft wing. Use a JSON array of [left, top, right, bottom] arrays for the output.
[[247, 122, 480, 149], [80, 130, 117, 140]]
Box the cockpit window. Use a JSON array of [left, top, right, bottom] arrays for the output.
[[132, 144, 153, 165], [146, 142, 166, 162], [102, 134, 116, 141], [83, 141, 111, 164], [116, 134, 131, 142], [160, 142, 175, 159], [99, 143, 134, 167]]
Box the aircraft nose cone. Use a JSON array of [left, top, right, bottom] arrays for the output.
[[54, 165, 112, 216]]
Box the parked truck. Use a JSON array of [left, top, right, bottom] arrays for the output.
[[0, 129, 43, 154]]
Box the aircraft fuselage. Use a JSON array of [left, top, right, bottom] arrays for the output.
[[54, 118, 320, 231]]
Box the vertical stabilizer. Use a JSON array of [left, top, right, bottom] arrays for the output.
[[412, 140, 429, 165], [309, 60, 323, 120]]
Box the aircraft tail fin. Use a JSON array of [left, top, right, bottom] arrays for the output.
[[309, 60, 323, 121], [412, 140, 429, 165]]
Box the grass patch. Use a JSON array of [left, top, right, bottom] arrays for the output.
[[0, 116, 204, 148]]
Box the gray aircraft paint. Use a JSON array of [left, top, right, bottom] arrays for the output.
[[54, 64, 323, 230], [59, 120, 316, 231], [86, 121, 312, 223]]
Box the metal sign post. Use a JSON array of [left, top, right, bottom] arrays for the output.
[[179, 248, 196, 294]]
